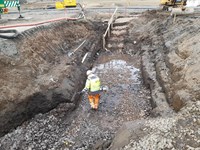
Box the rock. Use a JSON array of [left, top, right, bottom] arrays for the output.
[[197, 119, 200, 125], [110, 120, 146, 150], [172, 93, 184, 112]]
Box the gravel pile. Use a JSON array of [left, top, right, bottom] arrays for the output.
[[123, 101, 200, 149]]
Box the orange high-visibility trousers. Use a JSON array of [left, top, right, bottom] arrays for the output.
[[88, 94, 100, 109]]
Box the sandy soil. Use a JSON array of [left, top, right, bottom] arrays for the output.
[[23, 0, 159, 8], [0, 0, 159, 29], [79, 0, 159, 7]]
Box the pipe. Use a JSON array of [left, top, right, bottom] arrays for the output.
[[81, 52, 88, 63], [68, 39, 86, 57], [0, 4, 86, 30], [170, 7, 195, 16], [0, 29, 19, 39], [0, 15, 84, 39], [0, 17, 80, 29]]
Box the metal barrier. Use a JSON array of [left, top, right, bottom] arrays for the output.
[[102, 7, 118, 50]]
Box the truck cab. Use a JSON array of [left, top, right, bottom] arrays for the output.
[[160, 0, 187, 10]]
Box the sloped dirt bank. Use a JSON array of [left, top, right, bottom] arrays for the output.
[[0, 20, 105, 137], [138, 11, 200, 112], [109, 11, 200, 149]]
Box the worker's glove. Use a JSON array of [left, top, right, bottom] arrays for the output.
[[101, 86, 108, 92], [81, 89, 87, 94]]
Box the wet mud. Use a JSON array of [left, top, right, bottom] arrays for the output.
[[64, 54, 152, 149]]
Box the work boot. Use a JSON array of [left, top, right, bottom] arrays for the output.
[[93, 105, 98, 110], [90, 102, 95, 109]]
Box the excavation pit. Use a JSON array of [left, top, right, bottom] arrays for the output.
[[1, 9, 200, 150], [0, 15, 152, 149]]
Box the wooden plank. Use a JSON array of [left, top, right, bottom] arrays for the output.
[[102, 7, 118, 50]]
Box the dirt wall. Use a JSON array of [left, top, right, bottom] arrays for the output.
[[0, 20, 104, 137], [109, 11, 200, 150], [131, 11, 200, 113]]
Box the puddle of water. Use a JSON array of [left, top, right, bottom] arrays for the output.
[[92, 59, 142, 110], [93, 59, 141, 84]]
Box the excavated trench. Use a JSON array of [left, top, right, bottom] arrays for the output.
[[1, 10, 200, 150], [0, 13, 154, 149], [0, 20, 105, 137]]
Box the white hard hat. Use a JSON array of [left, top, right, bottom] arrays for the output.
[[86, 70, 93, 76]]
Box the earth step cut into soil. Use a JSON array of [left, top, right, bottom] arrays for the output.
[[106, 17, 135, 52]]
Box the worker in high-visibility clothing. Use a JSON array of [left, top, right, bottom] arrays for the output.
[[82, 70, 101, 110]]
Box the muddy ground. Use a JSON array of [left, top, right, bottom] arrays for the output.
[[0, 6, 200, 150]]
